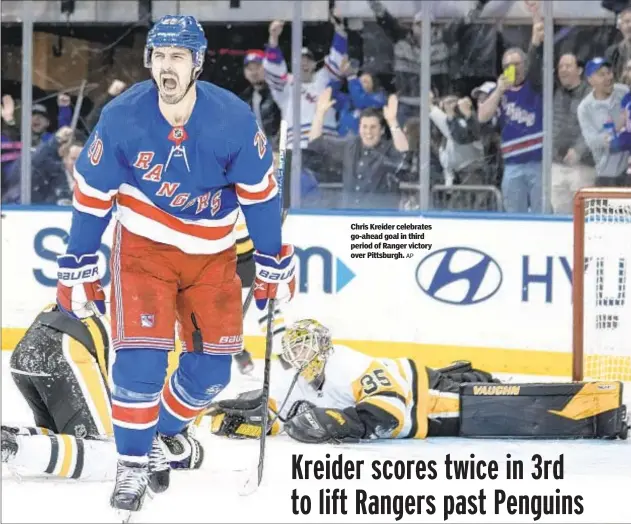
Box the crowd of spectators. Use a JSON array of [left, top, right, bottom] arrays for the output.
[[3, 0, 631, 212], [1, 79, 127, 204]]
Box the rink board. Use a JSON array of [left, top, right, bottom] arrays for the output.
[[1, 207, 587, 376]]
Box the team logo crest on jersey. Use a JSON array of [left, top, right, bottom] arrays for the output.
[[87, 132, 104, 166], [74, 424, 87, 438], [206, 384, 224, 395], [254, 126, 267, 160], [140, 314, 155, 328], [166, 126, 191, 172], [168, 126, 188, 147]]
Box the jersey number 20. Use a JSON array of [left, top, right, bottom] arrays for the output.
[[360, 369, 392, 395]]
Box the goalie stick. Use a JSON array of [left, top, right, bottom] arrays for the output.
[[241, 120, 289, 495]]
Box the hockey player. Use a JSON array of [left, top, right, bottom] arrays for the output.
[[55, 15, 296, 515], [208, 320, 629, 443], [232, 207, 287, 375], [2, 305, 202, 482]]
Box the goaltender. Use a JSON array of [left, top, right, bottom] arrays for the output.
[[207, 319, 629, 442]]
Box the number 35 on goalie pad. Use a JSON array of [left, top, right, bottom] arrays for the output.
[[459, 381, 628, 440]]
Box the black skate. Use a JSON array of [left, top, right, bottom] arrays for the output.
[[148, 436, 170, 494], [234, 349, 254, 375], [1, 426, 19, 463], [161, 428, 204, 470], [110, 458, 149, 519]]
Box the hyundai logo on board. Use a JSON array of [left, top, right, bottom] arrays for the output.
[[415, 247, 503, 305]]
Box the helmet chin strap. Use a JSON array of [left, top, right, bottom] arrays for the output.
[[183, 66, 201, 96]]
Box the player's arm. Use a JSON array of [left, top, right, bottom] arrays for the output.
[[225, 111, 280, 256], [225, 109, 296, 310], [285, 360, 408, 444], [57, 110, 127, 318], [68, 110, 126, 255], [351, 360, 408, 438]]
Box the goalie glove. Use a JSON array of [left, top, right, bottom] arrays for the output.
[[285, 406, 366, 444], [206, 390, 280, 438], [253, 244, 297, 310], [56, 254, 106, 318]]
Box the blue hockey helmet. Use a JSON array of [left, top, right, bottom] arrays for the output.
[[144, 15, 207, 69]]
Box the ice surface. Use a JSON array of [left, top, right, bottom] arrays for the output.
[[2, 352, 630, 524]]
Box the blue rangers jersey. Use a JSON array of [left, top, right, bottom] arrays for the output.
[[68, 80, 281, 257], [609, 91, 631, 173], [608, 90, 631, 175], [497, 81, 543, 164]]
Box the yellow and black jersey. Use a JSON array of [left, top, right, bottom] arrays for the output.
[[234, 210, 254, 263], [10, 304, 113, 437], [267, 345, 461, 439]]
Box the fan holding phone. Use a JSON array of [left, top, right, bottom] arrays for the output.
[[504, 64, 516, 86], [477, 16, 545, 213]]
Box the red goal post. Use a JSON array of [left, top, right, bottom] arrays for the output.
[[572, 187, 631, 382]]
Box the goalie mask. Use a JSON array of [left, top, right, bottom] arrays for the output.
[[279, 319, 333, 390]]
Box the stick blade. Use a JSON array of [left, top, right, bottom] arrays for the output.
[[238, 468, 260, 497]]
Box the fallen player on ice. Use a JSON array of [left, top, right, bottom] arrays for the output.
[[1, 304, 203, 484], [205, 319, 629, 443]]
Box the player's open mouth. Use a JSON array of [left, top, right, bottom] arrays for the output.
[[162, 77, 177, 90]]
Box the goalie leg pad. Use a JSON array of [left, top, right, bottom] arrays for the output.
[[285, 407, 365, 444], [459, 381, 629, 440]]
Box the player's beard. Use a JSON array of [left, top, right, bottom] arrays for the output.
[[155, 70, 190, 105]]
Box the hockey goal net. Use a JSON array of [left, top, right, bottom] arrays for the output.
[[573, 188, 631, 384]]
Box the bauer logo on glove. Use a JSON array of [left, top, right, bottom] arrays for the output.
[[253, 244, 297, 310], [56, 253, 106, 319]]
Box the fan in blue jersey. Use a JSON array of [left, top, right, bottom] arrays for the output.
[[608, 86, 631, 161], [607, 87, 631, 183], [54, 14, 296, 517]]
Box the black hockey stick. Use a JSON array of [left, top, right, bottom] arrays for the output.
[[241, 120, 289, 494]]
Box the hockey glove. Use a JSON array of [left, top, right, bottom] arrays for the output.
[[206, 390, 280, 438], [253, 244, 297, 310], [285, 406, 365, 444], [56, 254, 106, 319]]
